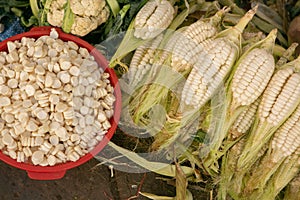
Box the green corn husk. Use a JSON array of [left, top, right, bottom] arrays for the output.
[[62, 0, 74, 33], [218, 99, 260, 200], [200, 28, 277, 174], [246, 149, 300, 200], [108, 142, 194, 177]]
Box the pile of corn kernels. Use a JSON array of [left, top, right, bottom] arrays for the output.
[[0, 29, 115, 166]]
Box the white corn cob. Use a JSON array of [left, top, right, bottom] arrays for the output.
[[231, 99, 259, 135], [156, 29, 183, 65], [227, 100, 259, 161], [230, 29, 276, 108], [171, 9, 227, 72], [237, 58, 300, 171], [258, 68, 300, 126], [271, 105, 300, 159], [243, 104, 300, 194], [180, 6, 258, 110], [231, 47, 275, 107], [181, 38, 237, 109], [126, 34, 163, 87], [134, 0, 175, 40]]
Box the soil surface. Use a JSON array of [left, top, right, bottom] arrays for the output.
[[0, 156, 210, 200], [0, 158, 172, 200]]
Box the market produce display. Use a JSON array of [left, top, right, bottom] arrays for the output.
[[2, 0, 300, 199]]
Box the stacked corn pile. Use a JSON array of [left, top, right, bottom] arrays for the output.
[[109, 0, 300, 199]]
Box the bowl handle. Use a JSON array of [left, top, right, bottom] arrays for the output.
[[27, 170, 66, 180]]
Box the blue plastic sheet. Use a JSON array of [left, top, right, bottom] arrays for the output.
[[0, 17, 25, 42]]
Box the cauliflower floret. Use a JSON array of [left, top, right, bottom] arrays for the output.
[[71, 6, 109, 36], [47, 9, 65, 27], [47, 0, 110, 36], [71, 16, 98, 37], [70, 0, 106, 17], [47, 0, 66, 27]]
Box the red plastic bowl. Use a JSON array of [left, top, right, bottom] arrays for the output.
[[0, 26, 121, 180]]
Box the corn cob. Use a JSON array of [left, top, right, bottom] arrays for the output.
[[181, 6, 258, 110], [156, 29, 184, 65], [259, 71, 300, 126], [271, 105, 300, 159], [231, 30, 276, 107], [237, 57, 300, 172], [231, 99, 259, 135], [171, 8, 228, 72], [134, 0, 175, 40], [283, 173, 300, 200], [200, 29, 275, 172], [181, 37, 236, 109], [242, 104, 300, 194], [128, 8, 227, 124], [126, 34, 163, 87]]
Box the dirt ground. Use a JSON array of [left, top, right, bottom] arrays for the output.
[[0, 155, 211, 200], [0, 158, 173, 200]]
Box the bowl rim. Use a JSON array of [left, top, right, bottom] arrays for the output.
[[0, 26, 121, 174]]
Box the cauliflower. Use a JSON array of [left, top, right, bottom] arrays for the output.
[[47, 0, 67, 26], [47, 0, 110, 36]]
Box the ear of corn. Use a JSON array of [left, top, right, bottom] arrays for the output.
[[258, 70, 300, 126], [171, 8, 228, 72], [200, 27, 276, 173], [271, 105, 300, 159], [231, 29, 276, 108], [133, 0, 175, 40], [181, 37, 238, 110], [125, 34, 163, 87], [230, 99, 260, 135], [128, 7, 228, 124], [241, 104, 300, 194], [181, 6, 258, 110], [237, 57, 300, 173]]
